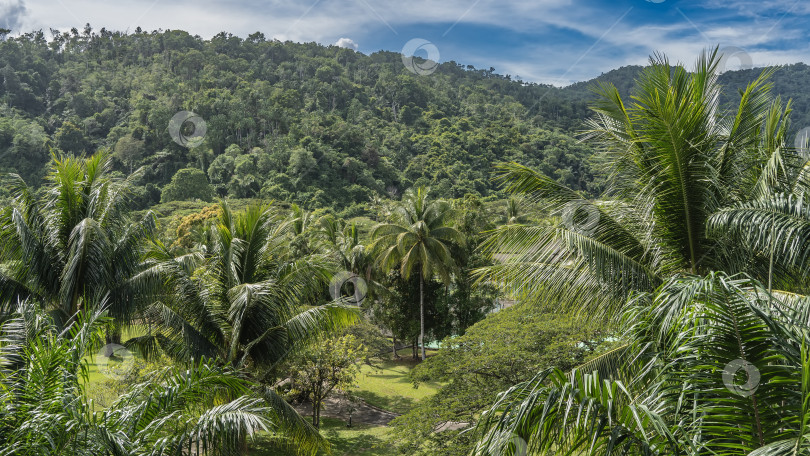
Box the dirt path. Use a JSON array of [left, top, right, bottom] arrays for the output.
[[294, 395, 400, 426]]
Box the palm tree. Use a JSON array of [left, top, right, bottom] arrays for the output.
[[479, 49, 791, 317], [131, 201, 359, 371], [126, 202, 358, 451], [473, 272, 810, 455], [0, 151, 156, 325], [317, 215, 375, 285], [472, 49, 810, 455], [370, 187, 465, 360], [505, 197, 525, 225], [0, 301, 278, 455], [706, 119, 810, 293]]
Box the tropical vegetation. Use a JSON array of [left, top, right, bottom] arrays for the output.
[[472, 49, 810, 456], [4, 22, 810, 456]]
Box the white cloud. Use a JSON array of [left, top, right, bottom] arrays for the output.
[[12, 0, 810, 84], [0, 0, 27, 32], [335, 37, 358, 50]]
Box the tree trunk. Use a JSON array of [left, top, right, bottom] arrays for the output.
[[103, 329, 121, 357], [420, 273, 426, 361], [392, 334, 399, 359], [312, 383, 320, 428]]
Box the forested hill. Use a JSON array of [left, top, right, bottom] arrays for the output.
[[0, 28, 597, 214], [1, 28, 809, 215], [563, 62, 810, 129]]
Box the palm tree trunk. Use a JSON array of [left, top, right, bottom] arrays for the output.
[[312, 384, 320, 428], [420, 272, 425, 361]]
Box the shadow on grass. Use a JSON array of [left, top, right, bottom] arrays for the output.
[[353, 390, 416, 415], [249, 418, 393, 456], [323, 428, 390, 455]]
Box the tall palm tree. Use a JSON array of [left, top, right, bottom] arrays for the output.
[[479, 49, 791, 317], [0, 301, 278, 455], [370, 187, 465, 360], [0, 152, 156, 325]]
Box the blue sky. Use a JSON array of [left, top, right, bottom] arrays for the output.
[[2, 0, 808, 85]]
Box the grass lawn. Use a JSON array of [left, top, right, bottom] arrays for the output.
[[352, 348, 443, 415], [252, 348, 442, 455], [82, 325, 149, 387], [251, 418, 393, 455]]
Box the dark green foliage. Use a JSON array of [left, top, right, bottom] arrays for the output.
[[0, 28, 600, 213], [372, 270, 443, 352]]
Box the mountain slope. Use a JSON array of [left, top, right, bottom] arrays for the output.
[[0, 29, 594, 214], [1, 28, 808, 214]]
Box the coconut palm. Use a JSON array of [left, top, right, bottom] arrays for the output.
[[370, 187, 465, 360], [0, 301, 279, 455], [479, 49, 792, 317], [124, 202, 359, 453], [130, 201, 359, 371], [505, 197, 525, 225], [0, 152, 156, 325], [472, 49, 810, 456], [317, 215, 375, 284], [473, 272, 810, 456], [706, 128, 810, 292]]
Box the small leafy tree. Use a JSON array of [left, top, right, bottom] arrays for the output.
[[160, 167, 213, 203], [285, 334, 368, 428], [113, 134, 145, 172]]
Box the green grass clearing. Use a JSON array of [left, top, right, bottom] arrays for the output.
[[353, 349, 443, 415]]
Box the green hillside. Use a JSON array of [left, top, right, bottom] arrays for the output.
[[0, 28, 594, 216], [2, 28, 810, 215]]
